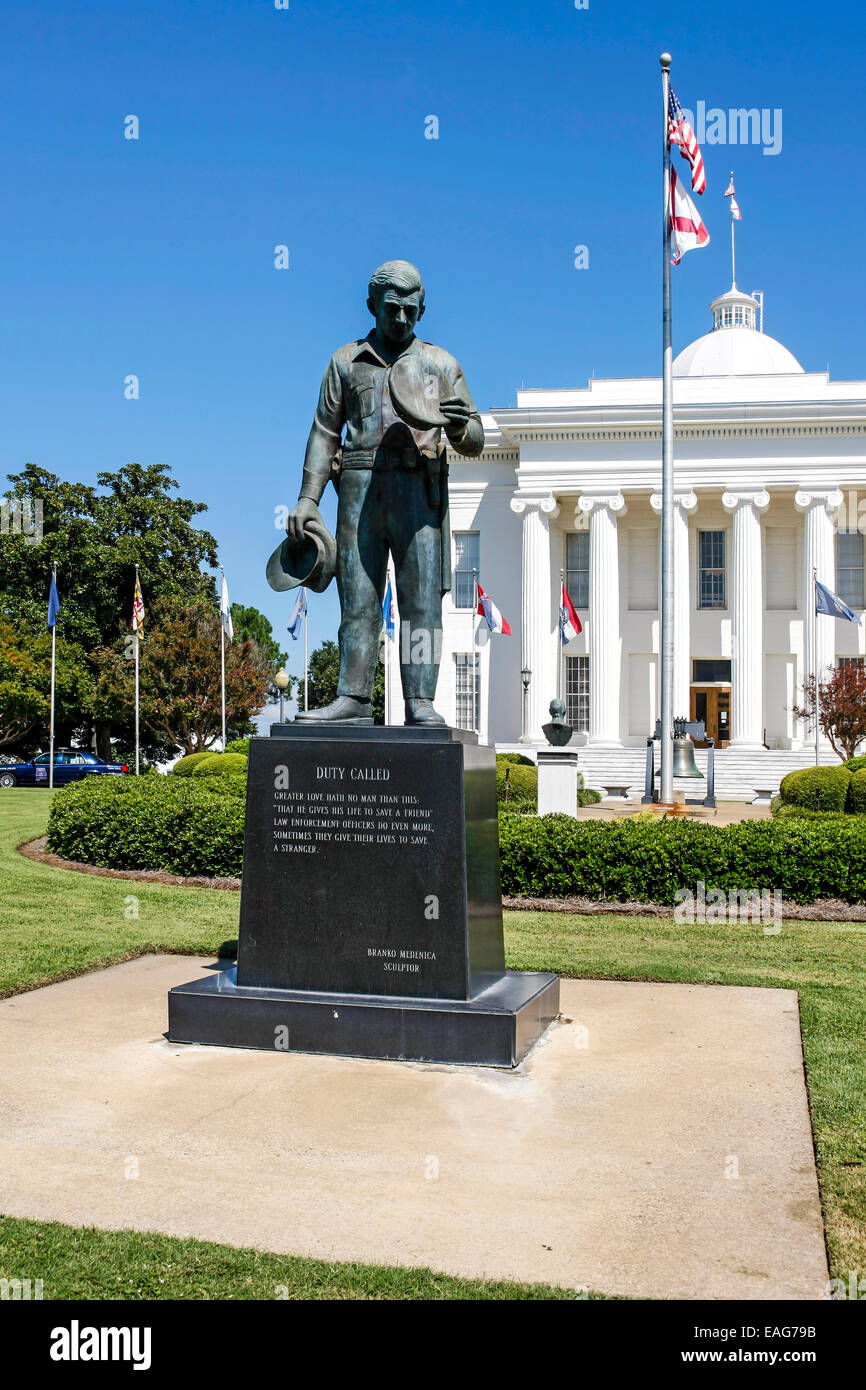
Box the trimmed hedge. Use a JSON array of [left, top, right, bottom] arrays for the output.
[[496, 752, 534, 767], [191, 752, 248, 778], [47, 774, 866, 902], [46, 775, 246, 877], [848, 768, 866, 814], [225, 738, 252, 757], [172, 751, 216, 777], [498, 811, 866, 903], [779, 765, 851, 812]]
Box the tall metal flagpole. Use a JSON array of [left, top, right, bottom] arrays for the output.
[[558, 568, 564, 704], [730, 170, 737, 285], [49, 565, 57, 791], [472, 568, 480, 735], [134, 564, 140, 777], [220, 566, 227, 749], [813, 566, 820, 767], [659, 52, 675, 804], [303, 596, 309, 711]]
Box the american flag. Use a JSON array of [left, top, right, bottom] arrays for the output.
[[668, 88, 706, 195], [724, 175, 742, 220], [131, 573, 145, 634]]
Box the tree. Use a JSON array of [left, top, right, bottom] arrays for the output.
[[0, 617, 95, 753], [92, 596, 272, 756], [230, 603, 292, 701], [307, 638, 386, 724], [792, 663, 866, 760]]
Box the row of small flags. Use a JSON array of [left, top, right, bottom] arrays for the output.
[[379, 577, 584, 644], [45, 571, 240, 638]]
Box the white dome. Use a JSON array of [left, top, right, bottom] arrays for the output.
[[673, 327, 803, 377], [673, 285, 803, 377]]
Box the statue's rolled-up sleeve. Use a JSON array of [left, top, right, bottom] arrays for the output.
[[299, 357, 345, 502], [444, 362, 485, 457]]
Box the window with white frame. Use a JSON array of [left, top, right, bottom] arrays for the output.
[[565, 655, 590, 733], [453, 532, 479, 609], [565, 531, 590, 609], [837, 531, 865, 608], [698, 530, 726, 608], [454, 653, 480, 731]]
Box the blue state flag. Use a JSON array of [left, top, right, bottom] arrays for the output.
[[287, 586, 307, 640], [382, 578, 395, 640], [47, 574, 60, 630], [815, 579, 861, 625]]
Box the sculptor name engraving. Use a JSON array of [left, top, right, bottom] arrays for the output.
[[317, 765, 391, 781], [368, 946, 438, 974]]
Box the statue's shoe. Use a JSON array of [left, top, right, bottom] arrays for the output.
[[405, 698, 447, 727], [295, 696, 373, 725]]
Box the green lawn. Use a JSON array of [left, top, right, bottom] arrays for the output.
[[1, 788, 864, 1296]]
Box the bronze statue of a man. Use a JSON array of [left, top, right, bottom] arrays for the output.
[[289, 260, 484, 726]]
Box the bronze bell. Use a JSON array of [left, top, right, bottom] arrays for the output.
[[672, 734, 703, 778]]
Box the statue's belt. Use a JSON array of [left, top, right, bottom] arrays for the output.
[[341, 446, 442, 471]]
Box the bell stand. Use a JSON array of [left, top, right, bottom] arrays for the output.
[[642, 718, 716, 809]]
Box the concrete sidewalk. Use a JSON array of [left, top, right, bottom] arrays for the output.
[[0, 956, 828, 1300]]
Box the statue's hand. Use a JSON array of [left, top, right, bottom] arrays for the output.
[[439, 396, 471, 433], [287, 497, 322, 543]]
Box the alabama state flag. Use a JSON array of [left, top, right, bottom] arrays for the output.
[[668, 164, 710, 265]]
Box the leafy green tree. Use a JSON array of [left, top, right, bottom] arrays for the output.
[[92, 595, 272, 756], [307, 638, 385, 724], [0, 617, 95, 753], [230, 603, 292, 702]]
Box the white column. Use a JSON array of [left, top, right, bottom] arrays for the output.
[[722, 488, 770, 748], [651, 489, 697, 718], [576, 492, 626, 746], [795, 488, 843, 749], [510, 494, 559, 741], [795, 489, 843, 683]]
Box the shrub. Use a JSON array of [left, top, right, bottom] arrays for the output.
[[496, 752, 534, 767], [191, 752, 249, 778], [172, 751, 216, 777], [579, 788, 602, 807], [498, 813, 866, 904], [225, 737, 252, 757], [847, 768, 866, 814], [496, 762, 537, 810], [779, 765, 851, 812], [46, 775, 245, 877], [844, 755, 866, 774]]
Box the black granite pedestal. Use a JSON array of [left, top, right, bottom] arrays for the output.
[[168, 726, 559, 1067]]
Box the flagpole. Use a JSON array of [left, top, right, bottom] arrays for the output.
[[303, 598, 309, 711], [813, 566, 819, 767], [134, 565, 140, 777], [659, 52, 675, 805], [558, 569, 564, 704], [49, 565, 57, 791], [730, 171, 736, 285], [473, 568, 480, 736], [220, 566, 227, 749]]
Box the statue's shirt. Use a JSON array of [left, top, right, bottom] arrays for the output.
[[311, 332, 483, 460]]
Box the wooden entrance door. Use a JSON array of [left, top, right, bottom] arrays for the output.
[[690, 687, 731, 748]]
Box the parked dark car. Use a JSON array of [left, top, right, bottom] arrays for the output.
[[0, 749, 130, 788]]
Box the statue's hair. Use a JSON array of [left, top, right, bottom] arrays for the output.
[[368, 260, 425, 309]]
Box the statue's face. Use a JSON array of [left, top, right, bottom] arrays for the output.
[[371, 287, 424, 346]]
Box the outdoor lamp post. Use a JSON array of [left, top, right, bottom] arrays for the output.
[[520, 666, 532, 743], [275, 668, 290, 724]]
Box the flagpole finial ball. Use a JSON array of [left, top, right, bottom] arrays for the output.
[[659, 52, 671, 68]]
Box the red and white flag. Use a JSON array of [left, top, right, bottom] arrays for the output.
[[724, 175, 742, 220], [560, 584, 582, 644], [668, 164, 710, 265], [668, 88, 706, 195], [476, 582, 511, 636]]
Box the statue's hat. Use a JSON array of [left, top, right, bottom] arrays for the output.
[[266, 516, 336, 593], [388, 352, 454, 430]]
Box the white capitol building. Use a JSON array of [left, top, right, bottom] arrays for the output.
[[384, 279, 866, 798]]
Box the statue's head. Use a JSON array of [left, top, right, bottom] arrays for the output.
[[367, 260, 425, 346], [549, 698, 566, 722]]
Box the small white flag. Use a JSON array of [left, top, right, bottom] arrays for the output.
[[220, 573, 234, 640]]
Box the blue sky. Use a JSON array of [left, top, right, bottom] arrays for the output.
[[2, 0, 864, 686]]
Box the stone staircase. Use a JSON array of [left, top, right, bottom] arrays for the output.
[[499, 744, 834, 802]]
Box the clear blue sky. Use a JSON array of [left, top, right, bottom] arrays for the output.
[[1, 0, 864, 683]]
